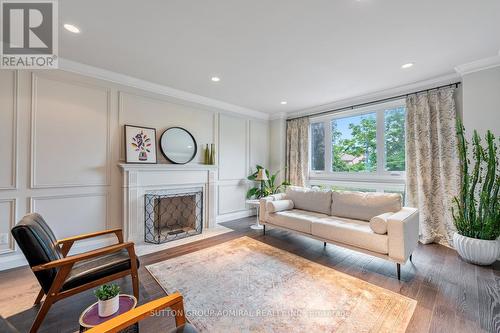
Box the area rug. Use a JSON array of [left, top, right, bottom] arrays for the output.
[[146, 236, 416, 332]]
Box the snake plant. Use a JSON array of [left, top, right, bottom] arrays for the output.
[[452, 119, 500, 240]]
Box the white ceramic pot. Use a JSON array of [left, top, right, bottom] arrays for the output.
[[453, 233, 500, 266], [98, 295, 119, 317]]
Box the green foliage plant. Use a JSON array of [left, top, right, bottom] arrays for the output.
[[94, 284, 120, 301], [452, 119, 499, 240], [246, 165, 290, 199]]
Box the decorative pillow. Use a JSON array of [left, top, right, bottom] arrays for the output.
[[331, 191, 402, 221], [285, 186, 331, 214], [266, 200, 294, 213], [369, 212, 394, 234]]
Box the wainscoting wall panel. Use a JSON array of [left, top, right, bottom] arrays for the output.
[[30, 193, 109, 239], [0, 70, 17, 189], [0, 199, 16, 254], [249, 119, 270, 170], [31, 74, 111, 188], [218, 114, 247, 181], [217, 182, 248, 215]]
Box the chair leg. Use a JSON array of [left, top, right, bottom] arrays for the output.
[[131, 274, 139, 300], [396, 263, 401, 280], [324, 241, 326, 247], [34, 289, 44, 305], [30, 295, 54, 333]]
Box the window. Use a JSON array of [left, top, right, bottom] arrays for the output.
[[332, 112, 377, 172], [309, 100, 406, 185]]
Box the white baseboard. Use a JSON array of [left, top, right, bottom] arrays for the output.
[[0, 237, 114, 271], [216, 209, 256, 223]]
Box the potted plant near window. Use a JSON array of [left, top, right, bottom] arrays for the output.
[[246, 165, 290, 199], [94, 284, 121, 317], [452, 120, 500, 265]]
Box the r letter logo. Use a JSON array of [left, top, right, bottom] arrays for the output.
[[1, 0, 58, 68]]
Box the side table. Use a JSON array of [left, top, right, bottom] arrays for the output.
[[79, 294, 138, 332], [246, 199, 263, 230]]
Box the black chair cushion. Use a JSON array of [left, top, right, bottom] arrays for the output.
[[62, 249, 140, 291], [167, 323, 199, 333], [11, 213, 63, 293]]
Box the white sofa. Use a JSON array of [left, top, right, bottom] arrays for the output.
[[259, 186, 419, 279]]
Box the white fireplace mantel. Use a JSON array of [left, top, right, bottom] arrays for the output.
[[119, 163, 217, 242]]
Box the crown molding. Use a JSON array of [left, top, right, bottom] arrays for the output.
[[269, 112, 287, 120], [455, 54, 500, 76], [58, 58, 270, 120], [286, 72, 461, 119]]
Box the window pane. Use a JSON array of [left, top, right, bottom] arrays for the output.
[[384, 107, 406, 171], [310, 122, 325, 170], [331, 113, 377, 172]]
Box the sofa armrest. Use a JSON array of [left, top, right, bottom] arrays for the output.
[[387, 207, 419, 263], [259, 193, 286, 222]]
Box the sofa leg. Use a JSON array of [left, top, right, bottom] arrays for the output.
[[324, 241, 326, 247], [409, 254, 413, 262], [263, 225, 266, 235], [397, 263, 401, 280]]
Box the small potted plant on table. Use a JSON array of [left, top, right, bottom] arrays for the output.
[[452, 121, 500, 265], [94, 284, 121, 317]]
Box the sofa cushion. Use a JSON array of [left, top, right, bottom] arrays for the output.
[[267, 209, 329, 234], [311, 217, 389, 254], [266, 200, 294, 213], [331, 191, 402, 221], [369, 212, 393, 234], [285, 186, 332, 215]]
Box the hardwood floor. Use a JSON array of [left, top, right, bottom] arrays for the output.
[[1, 217, 499, 333]]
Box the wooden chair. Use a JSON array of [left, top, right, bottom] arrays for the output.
[[11, 213, 140, 333], [85, 292, 198, 333]]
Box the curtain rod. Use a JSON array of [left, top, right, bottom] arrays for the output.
[[287, 81, 461, 121]]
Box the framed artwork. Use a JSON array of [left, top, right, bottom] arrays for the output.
[[124, 125, 157, 164]]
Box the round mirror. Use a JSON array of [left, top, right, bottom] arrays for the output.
[[160, 127, 197, 164]]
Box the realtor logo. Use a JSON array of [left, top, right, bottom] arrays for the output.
[[1, 0, 58, 68]]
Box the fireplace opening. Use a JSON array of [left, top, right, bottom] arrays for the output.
[[144, 190, 203, 244]]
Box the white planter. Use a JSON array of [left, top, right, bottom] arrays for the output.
[[453, 233, 500, 266], [98, 295, 119, 317]]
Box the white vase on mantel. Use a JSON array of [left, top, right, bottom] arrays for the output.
[[453, 233, 500, 266], [98, 295, 120, 317]]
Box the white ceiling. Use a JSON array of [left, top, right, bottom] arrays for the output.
[[59, 0, 500, 114]]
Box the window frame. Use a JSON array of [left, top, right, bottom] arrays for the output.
[[309, 99, 406, 185]]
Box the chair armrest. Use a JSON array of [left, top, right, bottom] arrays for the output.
[[259, 193, 286, 222], [85, 292, 186, 333], [57, 228, 124, 245], [387, 207, 419, 262], [32, 242, 135, 272]]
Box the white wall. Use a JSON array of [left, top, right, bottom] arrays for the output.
[[462, 66, 500, 136], [0, 69, 269, 270]]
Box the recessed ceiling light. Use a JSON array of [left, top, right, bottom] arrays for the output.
[[401, 63, 414, 69], [64, 24, 80, 33], [211, 76, 220, 82], [280, 101, 287, 105]]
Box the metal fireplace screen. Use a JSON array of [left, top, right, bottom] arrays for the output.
[[144, 190, 203, 244]]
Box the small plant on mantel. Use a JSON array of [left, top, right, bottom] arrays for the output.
[[94, 284, 120, 317], [246, 165, 290, 199], [451, 119, 500, 265]]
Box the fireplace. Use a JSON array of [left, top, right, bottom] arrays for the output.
[[144, 189, 203, 244]]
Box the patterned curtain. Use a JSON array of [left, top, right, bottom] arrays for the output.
[[406, 87, 460, 245], [286, 118, 309, 187]]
